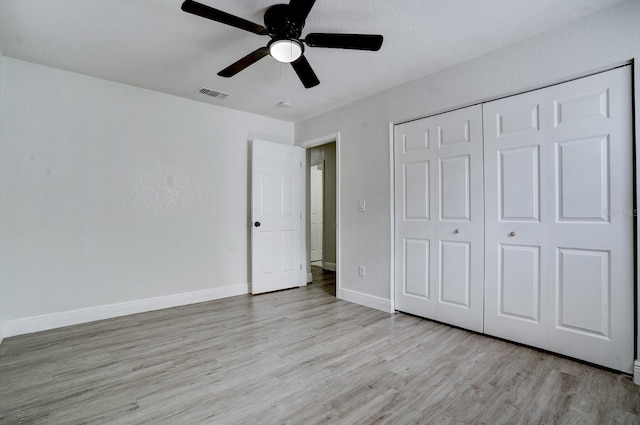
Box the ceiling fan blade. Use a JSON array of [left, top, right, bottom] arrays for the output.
[[218, 47, 270, 77], [288, 0, 317, 23], [291, 56, 320, 89], [181, 0, 268, 36], [304, 33, 383, 51]]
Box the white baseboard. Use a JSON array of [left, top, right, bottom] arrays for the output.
[[337, 287, 394, 313], [3, 283, 249, 338], [323, 262, 337, 271], [307, 272, 313, 283], [634, 360, 640, 385], [0, 322, 4, 346]]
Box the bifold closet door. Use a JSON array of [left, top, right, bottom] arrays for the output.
[[394, 105, 484, 332], [484, 66, 634, 373]]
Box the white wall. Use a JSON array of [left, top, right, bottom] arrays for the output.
[[0, 58, 293, 333], [295, 1, 640, 312]]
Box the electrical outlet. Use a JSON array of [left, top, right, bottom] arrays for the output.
[[358, 265, 366, 278]]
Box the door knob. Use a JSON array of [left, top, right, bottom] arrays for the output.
[[509, 231, 516, 237], [454, 228, 460, 234], [254, 221, 261, 227]]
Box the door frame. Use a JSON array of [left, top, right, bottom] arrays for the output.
[[298, 132, 341, 293]]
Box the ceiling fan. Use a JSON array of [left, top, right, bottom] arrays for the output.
[[181, 0, 384, 88]]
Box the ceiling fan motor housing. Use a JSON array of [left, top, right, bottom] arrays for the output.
[[264, 4, 304, 39]]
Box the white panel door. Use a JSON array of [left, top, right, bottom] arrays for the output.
[[310, 164, 323, 262], [394, 105, 484, 332], [251, 140, 304, 295], [546, 67, 633, 372], [483, 89, 549, 347], [433, 107, 485, 331], [484, 67, 634, 372], [394, 116, 435, 318]]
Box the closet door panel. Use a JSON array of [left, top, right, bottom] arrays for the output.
[[545, 67, 633, 372], [555, 136, 609, 222], [499, 146, 540, 222], [439, 155, 471, 221], [484, 90, 549, 347], [404, 161, 431, 220], [394, 118, 436, 318], [433, 106, 484, 332], [485, 67, 633, 373], [556, 248, 610, 337], [439, 241, 471, 307], [499, 244, 541, 323], [403, 238, 430, 298], [395, 105, 484, 332]]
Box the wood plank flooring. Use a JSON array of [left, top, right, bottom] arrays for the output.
[[1, 266, 639, 424]]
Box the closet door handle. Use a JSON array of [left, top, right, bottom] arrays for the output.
[[454, 228, 460, 234], [509, 231, 516, 237]]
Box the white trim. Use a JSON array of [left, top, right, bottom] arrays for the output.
[[388, 122, 396, 313], [337, 288, 393, 313], [298, 132, 341, 297], [336, 134, 342, 306], [634, 58, 640, 368], [0, 323, 4, 346], [3, 284, 249, 338], [322, 262, 337, 272], [298, 132, 340, 149], [635, 359, 640, 385], [299, 143, 308, 287], [307, 272, 313, 283]]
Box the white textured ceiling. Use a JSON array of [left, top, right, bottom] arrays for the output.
[[0, 0, 628, 122]]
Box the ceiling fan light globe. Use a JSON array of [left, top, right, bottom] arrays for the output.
[[269, 39, 303, 63]]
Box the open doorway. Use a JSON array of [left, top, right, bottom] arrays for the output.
[[308, 143, 336, 272], [304, 139, 338, 293], [310, 162, 324, 267]]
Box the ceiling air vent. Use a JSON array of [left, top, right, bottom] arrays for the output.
[[196, 87, 230, 100]]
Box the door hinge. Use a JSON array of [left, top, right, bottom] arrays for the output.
[[300, 264, 302, 270], [300, 161, 302, 168]]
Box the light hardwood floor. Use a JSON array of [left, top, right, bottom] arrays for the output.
[[1, 267, 639, 424]]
